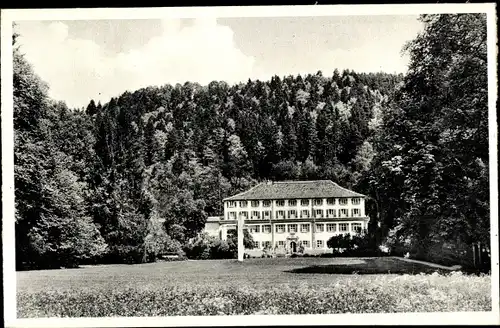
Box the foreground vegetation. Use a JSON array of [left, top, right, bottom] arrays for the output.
[[17, 258, 491, 317]]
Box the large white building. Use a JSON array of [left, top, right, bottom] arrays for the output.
[[205, 180, 370, 255]]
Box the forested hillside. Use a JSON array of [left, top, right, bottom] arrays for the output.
[[14, 14, 490, 270]]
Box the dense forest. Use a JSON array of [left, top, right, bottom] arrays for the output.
[[13, 14, 490, 269]]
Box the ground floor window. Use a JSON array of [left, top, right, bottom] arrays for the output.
[[301, 240, 310, 248], [277, 241, 285, 248], [253, 241, 259, 248], [263, 241, 271, 249], [316, 240, 324, 248]]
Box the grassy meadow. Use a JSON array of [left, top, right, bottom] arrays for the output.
[[17, 257, 491, 317]]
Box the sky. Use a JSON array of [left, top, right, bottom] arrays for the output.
[[15, 16, 424, 109]]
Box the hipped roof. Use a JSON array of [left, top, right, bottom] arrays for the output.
[[223, 180, 365, 201]]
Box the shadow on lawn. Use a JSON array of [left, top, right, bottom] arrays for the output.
[[285, 258, 448, 275]]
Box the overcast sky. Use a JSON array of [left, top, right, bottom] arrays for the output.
[[15, 16, 424, 109]]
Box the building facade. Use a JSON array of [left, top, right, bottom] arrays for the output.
[[204, 180, 370, 255]]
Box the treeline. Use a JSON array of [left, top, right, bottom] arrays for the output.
[[14, 14, 490, 270]]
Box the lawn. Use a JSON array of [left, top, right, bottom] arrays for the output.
[[17, 257, 491, 317]]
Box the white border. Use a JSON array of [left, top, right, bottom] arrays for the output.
[[2, 3, 498, 327]]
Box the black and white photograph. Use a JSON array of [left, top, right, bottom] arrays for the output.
[[1, 3, 498, 327]]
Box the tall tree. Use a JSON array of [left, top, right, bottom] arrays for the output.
[[372, 14, 489, 258]]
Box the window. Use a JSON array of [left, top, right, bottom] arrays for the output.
[[262, 225, 271, 233], [277, 241, 285, 248], [251, 200, 260, 207], [263, 200, 271, 207], [288, 224, 298, 233], [288, 210, 297, 219], [339, 223, 348, 232], [251, 211, 260, 219], [352, 209, 360, 217], [263, 211, 271, 219], [316, 240, 324, 248], [314, 199, 323, 206], [340, 209, 348, 217], [301, 199, 310, 206], [301, 210, 310, 218], [276, 224, 286, 233], [326, 223, 336, 232], [276, 200, 285, 207], [228, 201, 236, 208], [315, 209, 323, 218], [316, 224, 324, 232], [351, 223, 362, 233], [239, 201, 248, 208], [301, 240, 310, 248], [327, 209, 336, 217], [263, 241, 271, 249], [339, 198, 348, 205], [300, 224, 310, 233], [327, 198, 335, 205], [253, 241, 260, 248], [248, 225, 260, 233], [239, 211, 248, 218], [229, 212, 236, 219], [276, 210, 285, 219], [289, 200, 297, 206], [351, 198, 361, 205]]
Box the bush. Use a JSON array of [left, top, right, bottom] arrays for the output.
[[327, 231, 380, 257]]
